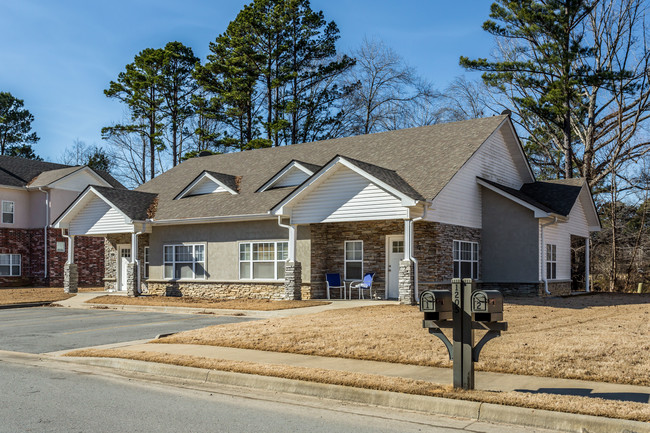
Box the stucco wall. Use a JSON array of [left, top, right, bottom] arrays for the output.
[[146, 220, 311, 283], [0, 188, 31, 229], [481, 188, 539, 283]]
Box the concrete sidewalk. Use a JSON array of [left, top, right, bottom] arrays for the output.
[[108, 342, 650, 404], [54, 293, 397, 318]]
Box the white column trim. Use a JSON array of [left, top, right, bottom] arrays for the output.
[[288, 224, 297, 262], [585, 236, 590, 293], [67, 235, 75, 264]]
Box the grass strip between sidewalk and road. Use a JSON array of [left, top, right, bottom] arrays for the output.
[[0, 286, 103, 306], [87, 295, 330, 311], [154, 293, 650, 386], [64, 348, 650, 422]]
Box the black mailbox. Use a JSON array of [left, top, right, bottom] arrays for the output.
[[471, 290, 504, 322], [420, 290, 453, 323]]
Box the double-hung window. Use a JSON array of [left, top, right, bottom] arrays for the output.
[[239, 241, 288, 280], [546, 244, 557, 280], [344, 240, 363, 280], [0, 254, 21, 276], [163, 244, 205, 280], [2, 201, 14, 224], [143, 246, 150, 279], [453, 240, 479, 279]]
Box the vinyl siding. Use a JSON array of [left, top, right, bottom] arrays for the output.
[[187, 177, 227, 196], [290, 166, 407, 224], [52, 170, 107, 191], [541, 221, 571, 281], [273, 166, 310, 188], [428, 127, 532, 228], [69, 195, 133, 235], [567, 192, 590, 238]]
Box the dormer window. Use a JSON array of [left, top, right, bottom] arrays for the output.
[[257, 160, 319, 192], [175, 171, 239, 200]]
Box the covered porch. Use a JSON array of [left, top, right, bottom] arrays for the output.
[[272, 155, 430, 305], [52, 185, 157, 296]]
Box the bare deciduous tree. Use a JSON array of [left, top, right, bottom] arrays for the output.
[[343, 37, 438, 135]]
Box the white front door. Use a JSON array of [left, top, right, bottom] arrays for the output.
[[386, 235, 404, 299], [118, 245, 132, 292]]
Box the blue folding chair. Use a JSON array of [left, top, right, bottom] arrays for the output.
[[350, 272, 375, 299], [325, 273, 346, 299]]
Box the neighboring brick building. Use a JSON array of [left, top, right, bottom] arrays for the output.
[[0, 156, 124, 287], [54, 115, 601, 302]]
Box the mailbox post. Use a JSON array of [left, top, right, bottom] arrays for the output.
[[420, 278, 507, 390]]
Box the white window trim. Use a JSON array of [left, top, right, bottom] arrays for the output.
[[546, 244, 557, 280], [163, 243, 206, 281], [453, 240, 479, 280], [2, 201, 14, 225], [344, 240, 363, 281], [238, 240, 289, 281], [143, 246, 150, 279], [0, 254, 21, 276]]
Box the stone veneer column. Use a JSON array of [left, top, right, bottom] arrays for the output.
[[284, 261, 302, 300], [63, 263, 78, 294], [398, 260, 415, 305], [126, 262, 139, 297]]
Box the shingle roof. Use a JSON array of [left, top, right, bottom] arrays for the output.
[[339, 156, 426, 201], [136, 115, 509, 220], [480, 177, 585, 217], [204, 171, 240, 193], [0, 155, 125, 189], [0, 156, 69, 187], [92, 186, 158, 221], [520, 179, 585, 217]]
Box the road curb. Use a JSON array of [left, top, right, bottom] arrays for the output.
[[64, 356, 650, 433], [0, 301, 52, 310]]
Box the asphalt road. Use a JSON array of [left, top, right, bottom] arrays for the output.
[[0, 307, 254, 353], [0, 360, 553, 433]]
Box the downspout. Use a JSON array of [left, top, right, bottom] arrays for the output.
[[134, 223, 145, 294], [540, 217, 558, 295], [410, 203, 429, 300], [38, 188, 50, 280]]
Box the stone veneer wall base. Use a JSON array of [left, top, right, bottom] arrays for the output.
[[63, 263, 78, 294], [398, 260, 415, 305], [284, 261, 302, 300]]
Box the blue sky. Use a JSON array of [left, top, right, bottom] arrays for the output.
[[0, 1, 493, 162]]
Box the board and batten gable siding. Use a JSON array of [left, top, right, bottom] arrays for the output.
[[187, 177, 228, 196], [290, 165, 407, 224], [273, 166, 310, 188], [68, 195, 133, 235], [428, 126, 533, 228]]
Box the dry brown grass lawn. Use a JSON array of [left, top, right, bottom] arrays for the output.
[[87, 295, 329, 311], [65, 348, 650, 422], [0, 286, 102, 305], [157, 293, 650, 386]]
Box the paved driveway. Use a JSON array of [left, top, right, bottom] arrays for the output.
[[0, 307, 254, 354]]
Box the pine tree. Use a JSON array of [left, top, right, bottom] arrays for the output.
[[103, 48, 166, 180], [161, 42, 200, 166], [0, 92, 40, 156]]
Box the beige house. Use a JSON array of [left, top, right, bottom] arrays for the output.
[[53, 115, 600, 302], [0, 156, 123, 287]]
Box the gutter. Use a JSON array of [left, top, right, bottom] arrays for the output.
[[409, 203, 430, 300], [540, 217, 558, 295], [150, 213, 273, 226], [38, 187, 50, 279]]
